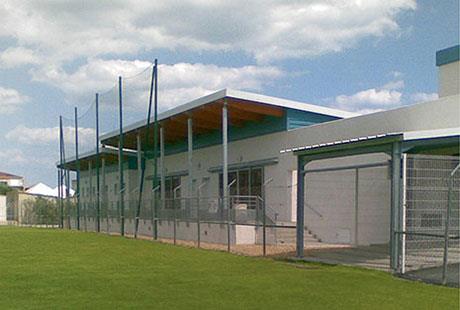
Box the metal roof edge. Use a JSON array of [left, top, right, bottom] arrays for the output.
[[100, 88, 357, 142], [403, 127, 460, 141]]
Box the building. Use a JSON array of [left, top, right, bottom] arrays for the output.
[[59, 46, 459, 272], [26, 183, 56, 197], [0, 172, 24, 190]]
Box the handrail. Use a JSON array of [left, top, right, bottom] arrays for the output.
[[305, 203, 323, 219]]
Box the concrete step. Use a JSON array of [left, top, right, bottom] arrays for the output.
[[272, 227, 322, 245]]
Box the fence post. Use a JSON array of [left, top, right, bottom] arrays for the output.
[[173, 185, 181, 245], [173, 199, 177, 245], [261, 178, 273, 257], [442, 164, 459, 285], [151, 186, 159, 241], [197, 181, 207, 248], [197, 196, 201, 248], [262, 198, 266, 257], [227, 196, 231, 252]]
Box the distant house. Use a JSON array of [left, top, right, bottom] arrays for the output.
[[26, 183, 56, 197], [0, 171, 24, 190], [51, 185, 75, 198]]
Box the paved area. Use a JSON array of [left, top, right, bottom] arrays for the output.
[[301, 244, 391, 271], [403, 263, 460, 287]]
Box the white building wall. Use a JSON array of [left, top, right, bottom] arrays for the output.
[[439, 60, 460, 97], [75, 93, 459, 245], [0, 195, 6, 223]]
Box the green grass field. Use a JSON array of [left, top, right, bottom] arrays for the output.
[[0, 227, 458, 309]]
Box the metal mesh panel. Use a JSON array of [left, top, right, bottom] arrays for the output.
[[402, 154, 460, 286]]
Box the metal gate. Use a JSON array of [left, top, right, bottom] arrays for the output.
[[401, 154, 460, 286]]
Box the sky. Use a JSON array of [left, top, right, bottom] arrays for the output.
[[0, 0, 458, 187]]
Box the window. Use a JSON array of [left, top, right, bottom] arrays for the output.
[[161, 176, 182, 208], [219, 167, 263, 199]]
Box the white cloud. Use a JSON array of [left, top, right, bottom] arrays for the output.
[[5, 125, 95, 147], [410, 92, 438, 103], [335, 88, 402, 111], [0, 1, 416, 63], [0, 86, 29, 114], [333, 76, 405, 113], [32, 59, 284, 111], [332, 75, 440, 114], [0, 148, 29, 164], [382, 79, 404, 90], [0, 47, 41, 68]]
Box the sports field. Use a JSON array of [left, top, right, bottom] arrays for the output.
[[0, 227, 458, 309]]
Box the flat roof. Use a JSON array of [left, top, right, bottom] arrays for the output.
[[100, 88, 357, 148], [58, 146, 137, 170]]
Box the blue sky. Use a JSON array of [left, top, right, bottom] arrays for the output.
[[0, 0, 458, 187]]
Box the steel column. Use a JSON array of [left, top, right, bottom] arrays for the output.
[[65, 169, 70, 229], [118, 76, 125, 236], [152, 60, 159, 240], [59, 116, 64, 228], [88, 161, 93, 231], [135, 133, 142, 238], [57, 169, 61, 228], [74, 107, 80, 230], [95, 93, 100, 232], [442, 163, 459, 285], [102, 157, 107, 233], [390, 141, 402, 271], [354, 168, 359, 246], [222, 100, 230, 252], [296, 157, 305, 258], [160, 127, 166, 210], [188, 118, 193, 197]]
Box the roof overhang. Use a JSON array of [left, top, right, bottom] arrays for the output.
[[283, 127, 460, 161], [57, 146, 137, 171], [100, 89, 357, 149]]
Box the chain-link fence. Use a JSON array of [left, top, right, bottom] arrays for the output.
[[297, 155, 393, 270], [399, 154, 460, 287], [69, 194, 297, 257], [5, 191, 61, 227]]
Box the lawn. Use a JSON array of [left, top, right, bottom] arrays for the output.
[[0, 227, 458, 309]]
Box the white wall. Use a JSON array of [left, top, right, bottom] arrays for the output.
[[439, 60, 460, 97], [74, 93, 459, 244], [0, 195, 6, 222]]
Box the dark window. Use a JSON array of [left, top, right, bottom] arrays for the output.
[[162, 176, 181, 208], [219, 167, 264, 200]]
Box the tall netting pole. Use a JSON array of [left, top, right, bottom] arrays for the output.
[[57, 168, 60, 228], [153, 60, 159, 240], [75, 107, 81, 230], [134, 63, 156, 238], [65, 168, 70, 229], [118, 76, 125, 237], [59, 116, 64, 228], [96, 93, 101, 233]]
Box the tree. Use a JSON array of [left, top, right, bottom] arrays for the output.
[[0, 183, 12, 195]]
